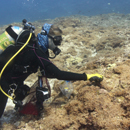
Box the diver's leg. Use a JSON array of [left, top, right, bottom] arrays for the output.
[[0, 91, 8, 118]]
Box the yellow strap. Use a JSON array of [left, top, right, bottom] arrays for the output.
[[0, 33, 32, 100]]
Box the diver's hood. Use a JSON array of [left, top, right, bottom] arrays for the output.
[[37, 23, 61, 56], [42, 23, 52, 34], [37, 23, 52, 52]]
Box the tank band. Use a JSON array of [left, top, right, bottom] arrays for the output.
[[6, 25, 18, 40]]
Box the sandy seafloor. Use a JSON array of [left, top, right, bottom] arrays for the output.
[[1, 13, 130, 129]]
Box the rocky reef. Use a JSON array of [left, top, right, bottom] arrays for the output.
[[1, 13, 130, 129]]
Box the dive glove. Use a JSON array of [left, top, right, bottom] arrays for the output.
[[87, 73, 103, 82]]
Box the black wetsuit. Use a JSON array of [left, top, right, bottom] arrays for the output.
[[0, 43, 87, 118]]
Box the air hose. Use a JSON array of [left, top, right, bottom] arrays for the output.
[[0, 32, 32, 101]]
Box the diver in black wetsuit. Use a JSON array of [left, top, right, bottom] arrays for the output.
[[0, 23, 103, 118]]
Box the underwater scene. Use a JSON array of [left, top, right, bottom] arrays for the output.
[[1, 0, 130, 130]]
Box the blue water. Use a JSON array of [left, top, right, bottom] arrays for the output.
[[0, 0, 130, 26]]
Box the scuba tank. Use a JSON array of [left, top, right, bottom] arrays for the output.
[[0, 25, 23, 54], [0, 19, 35, 55]]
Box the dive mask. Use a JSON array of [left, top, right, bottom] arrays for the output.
[[48, 35, 62, 46]]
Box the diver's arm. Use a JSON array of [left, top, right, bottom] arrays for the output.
[[45, 63, 87, 81], [36, 50, 103, 82]]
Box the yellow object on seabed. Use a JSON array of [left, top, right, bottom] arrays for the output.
[[59, 81, 73, 98]]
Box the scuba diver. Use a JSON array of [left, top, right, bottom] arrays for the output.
[[0, 20, 103, 118]]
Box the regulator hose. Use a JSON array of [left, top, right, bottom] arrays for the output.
[[0, 32, 32, 100]]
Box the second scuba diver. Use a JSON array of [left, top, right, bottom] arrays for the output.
[[0, 22, 103, 118]]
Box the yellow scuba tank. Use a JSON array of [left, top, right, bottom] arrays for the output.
[[0, 25, 23, 54]]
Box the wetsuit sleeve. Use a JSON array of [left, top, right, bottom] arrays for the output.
[[35, 48, 87, 81], [45, 63, 87, 81]]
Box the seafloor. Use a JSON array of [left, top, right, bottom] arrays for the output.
[[1, 13, 130, 130]]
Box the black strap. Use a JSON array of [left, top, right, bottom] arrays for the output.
[[13, 64, 30, 73], [6, 25, 18, 40]]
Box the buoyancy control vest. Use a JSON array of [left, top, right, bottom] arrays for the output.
[[0, 23, 36, 70], [0, 20, 34, 102]]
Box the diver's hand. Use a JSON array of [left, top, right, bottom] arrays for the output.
[[86, 73, 103, 82]]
